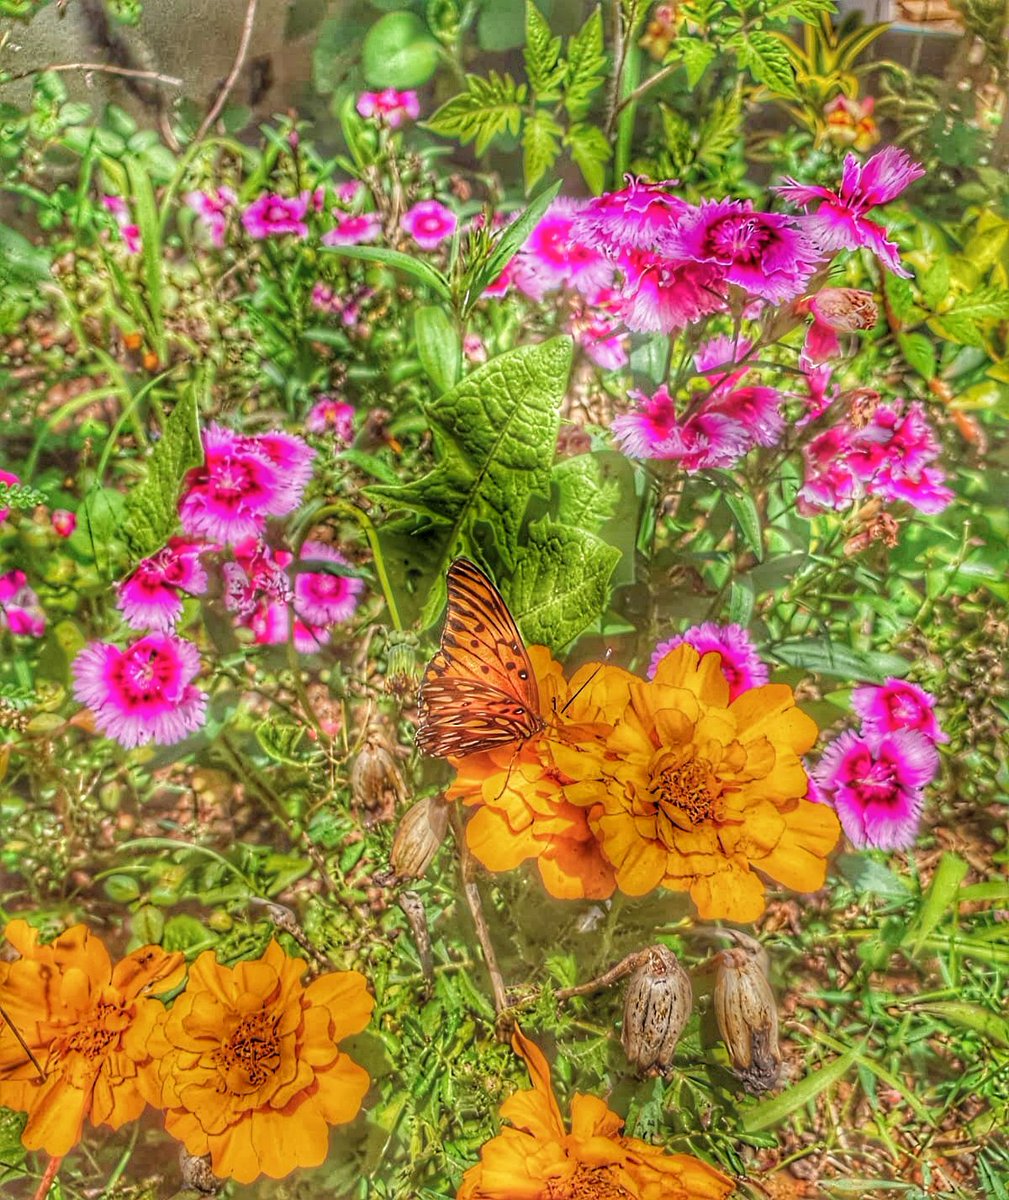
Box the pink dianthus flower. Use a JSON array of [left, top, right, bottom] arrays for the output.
[[117, 539, 210, 631], [0, 570, 46, 638], [242, 193, 310, 240], [356, 88, 420, 128], [322, 212, 382, 246], [852, 677, 948, 744], [305, 396, 355, 441], [648, 622, 768, 700], [185, 187, 238, 248], [572, 176, 691, 252], [401, 200, 457, 250]]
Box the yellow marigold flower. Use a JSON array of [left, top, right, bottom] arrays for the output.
[[457, 1028, 734, 1199], [0, 919, 184, 1157], [447, 646, 617, 900], [550, 645, 841, 922], [148, 940, 372, 1185]]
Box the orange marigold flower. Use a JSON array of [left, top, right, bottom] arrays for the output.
[[0, 919, 184, 1156], [551, 645, 841, 922], [457, 1027, 734, 1199], [447, 646, 617, 900], [148, 940, 373, 1184]]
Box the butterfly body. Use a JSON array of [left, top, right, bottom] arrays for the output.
[[416, 559, 545, 759]]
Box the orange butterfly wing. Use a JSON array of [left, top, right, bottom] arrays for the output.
[[416, 559, 545, 759]]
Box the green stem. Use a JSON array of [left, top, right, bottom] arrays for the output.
[[614, 38, 641, 184], [309, 500, 404, 632]]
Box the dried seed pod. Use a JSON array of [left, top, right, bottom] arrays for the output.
[[621, 945, 692, 1077], [390, 795, 449, 880], [713, 946, 781, 1093], [350, 729, 406, 825], [179, 1147, 221, 1193]]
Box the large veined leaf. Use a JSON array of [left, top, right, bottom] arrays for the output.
[[369, 336, 573, 628]]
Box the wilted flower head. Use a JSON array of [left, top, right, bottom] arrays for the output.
[[639, 3, 679, 59], [824, 94, 879, 152], [149, 941, 373, 1184], [649, 622, 768, 699], [812, 727, 939, 850], [185, 186, 237, 247], [72, 632, 207, 748], [713, 946, 781, 1093], [401, 200, 458, 250], [776, 146, 924, 276], [0, 569, 46, 637], [0, 920, 184, 1156], [800, 287, 878, 364], [242, 192, 310, 240], [852, 677, 948, 744], [356, 87, 420, 127], [117, 538, 209, 631], [621, 945, 693, 1077], [390, 794, 449, 878]]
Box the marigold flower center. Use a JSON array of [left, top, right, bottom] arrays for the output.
[[64, 1020, 117, 1062], [215, 1011, 282, 1089], [651, 755, 719, 827], [546, 1164, 634, 1199]]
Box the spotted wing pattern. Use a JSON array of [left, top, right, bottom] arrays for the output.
[[416, 558, 545, 758]]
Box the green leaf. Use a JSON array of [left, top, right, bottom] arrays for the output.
[[911, 1001, 1009, 1049], [369, 337, 573, 627], [122, 380, 204, 558], [723, 491, 763, 560], [553, 454, 621, 531], [425, 71, 527, 155], [943, 284, 1009, 323], [563, 6, 607, 122], [414, 305, 461, 393], [321, 243, 452, 301], [124, 155, 165, 359], [362, 11, 441, 88], [566, 122, 611, 195], [883, 271, 921, 326], [728, 579, 754, 627], [0, 222, 51, 287], [672, 38, 717, 88], [903, 852, 969, 957], [733, 32, 798, 98], [466, 179, 562, 301], [769, 639, 910, 682], [836, 852, 912, 899], [523, 109, 563, 193], [898, 331, 937, 381], [917, 257, 950, 312], [697, 91, 742, 164], [742, 1050, 857, 1132], [509, 518, 620, 649], [524, 1, 565, 99]]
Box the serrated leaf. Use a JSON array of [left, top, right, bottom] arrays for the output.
[[734, 31, 798, 98], [122, 382, 204, 558], [566, 122, 611, 195], [917, 258, 949, 312], [553, 454, 621, 530], [673, 38, 717, 87], [882, 271, 921, 327], [563, 6, 607, 122], [898, 331, 936, 381], [523, 109, 563, 194], [769, 639, 909, 681], [697, 90, 741, 163], [525, 1, 565, 99], [368, 337, 573, 628], [425, 71, 527, 155], [509, 518, 620, 649], [944, 284, 1009, 323]]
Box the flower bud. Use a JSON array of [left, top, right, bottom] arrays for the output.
[[390, 794, 449, 880], [621, 945, 692, 1077], [383, 632, 421, 697], [713, 947, 781, 1093], [350, 728, 406, 825]]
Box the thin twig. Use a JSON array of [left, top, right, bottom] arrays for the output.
[[194, 0, 259, 143], [615, 60, 680, 115], [554, 949, 648, 1001], [0, 62, 183, 88], [0, 1002, 45, 1081], [451, 810, 508, 1014], [603, 0, 626, 138]]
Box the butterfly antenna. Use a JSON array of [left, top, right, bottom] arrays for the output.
[[490, 743, 523, 804], [559, 647, 613, 716], [0, 1003, 46, 1081]]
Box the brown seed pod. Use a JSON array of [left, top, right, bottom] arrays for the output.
[[390, 795, 449, 881], [713, 946, 781, 1093], [350, 729, 406, 825], [621, 945, 692, 1077]]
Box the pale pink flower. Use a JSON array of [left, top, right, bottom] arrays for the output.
[[242, 193, 310, 240], [322, 212, 382, 246], [293, 540, 364, 627], [72, 633, 207, 748], [0, 469, 20, 522], [336, 180, 364, 206], [102, 195, 141, 254], [463, 333, 487, 364], [648, 622, 768, 699], [0, 570, 45, 638], [852, 678, 948, 745], [776, 147, 924, 276], [51, 509, 76, 537], [356, 88, 420, 128], [401, 200, 457, 250], [222, 537, 293, 618], [305, 396, 355, 442], [117, 539, 209, 631], [185, 186, 238, 247]]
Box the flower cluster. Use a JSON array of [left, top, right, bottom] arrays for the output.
[[449, 640, 840, 921], [811, 678, 946, 850], [0, 922, 373, 1184]]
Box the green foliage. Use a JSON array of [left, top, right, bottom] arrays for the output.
[[121, 380, 204, 558], [362, 11, 442, 89], [414, 306, 461, 394], [425, 71, 528, 156]]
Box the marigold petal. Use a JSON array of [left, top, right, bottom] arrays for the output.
[[690, 863, 766, 921], [569, 1093, 623, 1141], [466, 806, 539, 869], [312, 1052, 371, 1125], [305, 969, 374, 1041], [754, 799, 841, 891], [21, 1077, 88, 1156]]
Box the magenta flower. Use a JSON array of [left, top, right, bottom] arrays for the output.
[[572, 176, 691, 252], [242, 193, 310, 240], [185, 186, 237, 248], [648, 622, 768, 699], [293, 540, 364, 627], [401, 200, 458, 250], [305, 396, 355, 441], [796, 363, 838, 427], [178, 423, 315, 544], [0, 469, 20, 522], [356, 88, 420, 128], [336, 180, 364, 206], [117, 539, 209, 631], [665, 199, 819, 303], [800, 288, 878, 365], [694, 335, 754, 390], [72, 633, 207, 748], [853, 678, 948, 745], [812, 728, 938, 850], [776, 147, 924, 276], [519, 200, 613, 298], [618, 250, 725, 333], [0, 570, 45, 638], [102, 195, 141, 254], [51, 509, 76, 537], [322, 212, 382, 246], [612, 385, 750, 469], [222, 537, 293, 618], [708, 384, 783, 447], [248, 600, 329, 655]]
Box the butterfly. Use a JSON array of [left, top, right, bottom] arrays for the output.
[[416, 558, 545, 759]]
